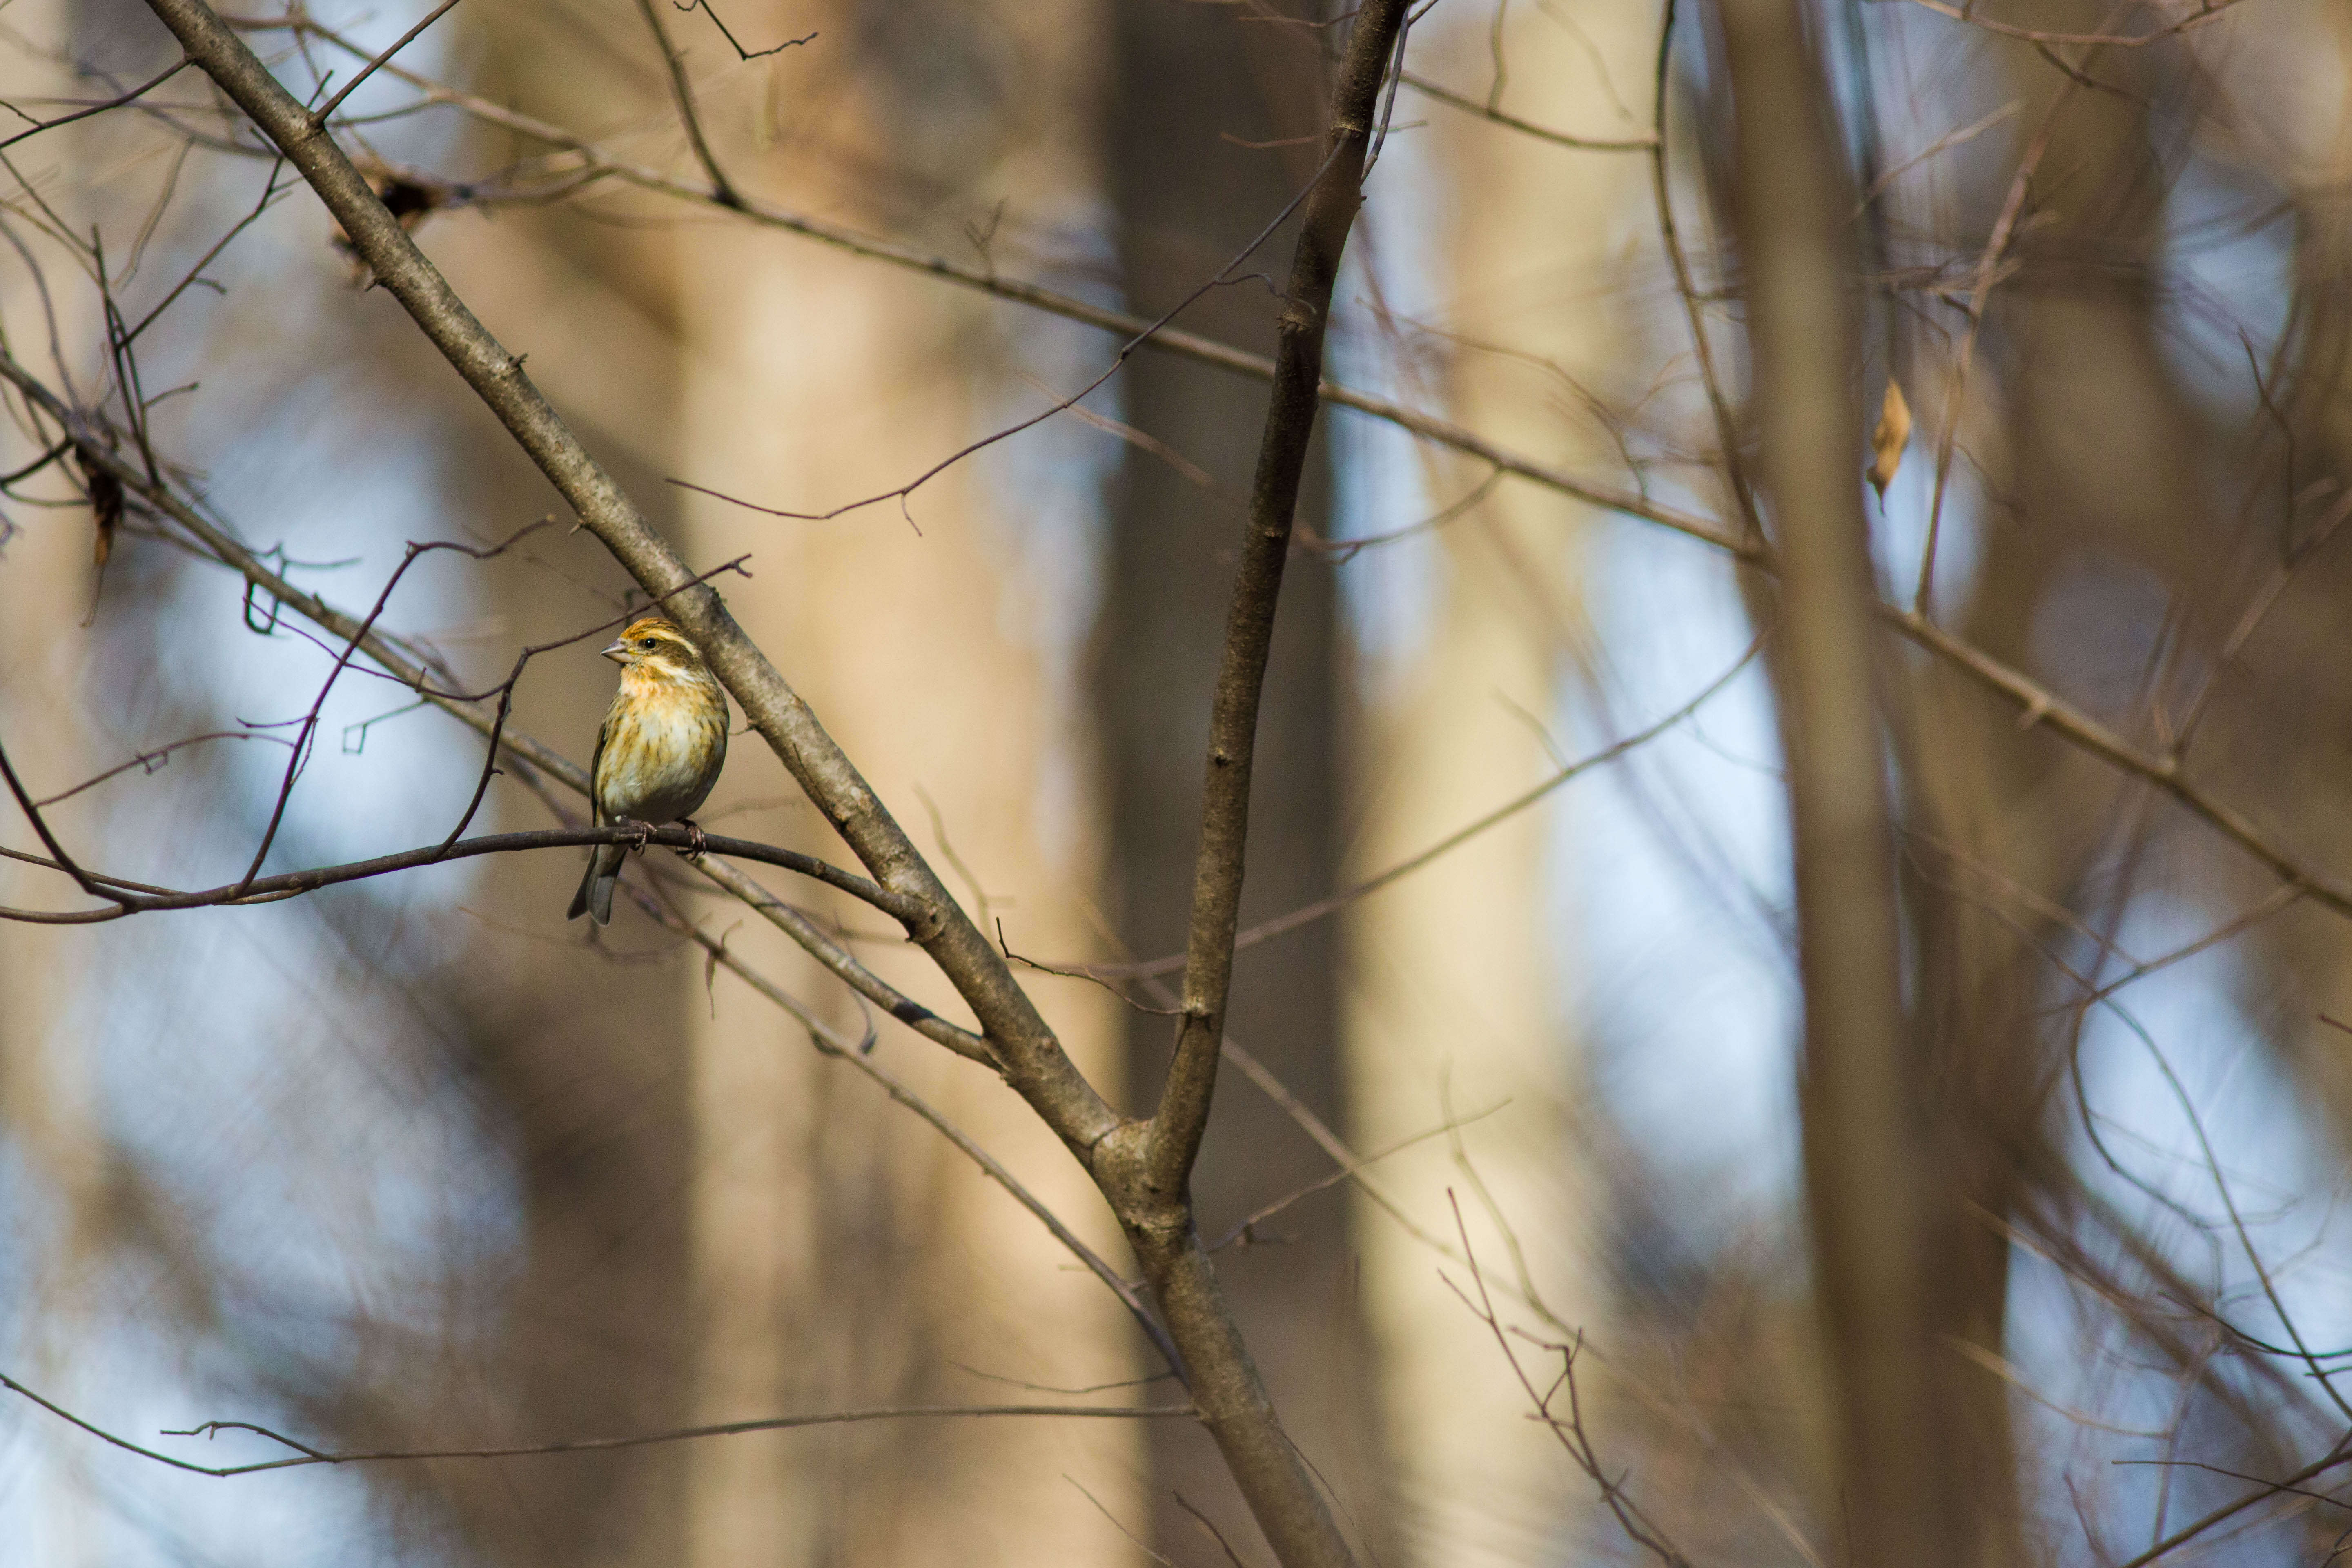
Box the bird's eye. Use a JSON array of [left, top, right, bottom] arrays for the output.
[[638, 638, 659, 652]]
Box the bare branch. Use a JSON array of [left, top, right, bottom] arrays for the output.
[[670, 0, 815, 62], [1443, 1195, 1694, 1568], [673, 140, 1354, 531], [0, 55, 191, 154], [1074, 632, 1764, 980], [129, 7, 1401, 1559], [1398, 69, 1655, 151], [0, 1369, 1192, 1478], [209, 14, 1735, 555], [633, 0, 740, 208], [305, 0, 464, 131], [27, 728, 292, 807], [1899, 0, 2249, 48], [1915, 71, 2083, 612], [0, 822, 910, 923], [1650, 0, 1761, 538], [2114, 1443, 2352, 1568]]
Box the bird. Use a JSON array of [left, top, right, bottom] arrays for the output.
[[567, 615, 730, 925]]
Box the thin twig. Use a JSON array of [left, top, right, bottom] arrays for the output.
[[0, 56, 191, 153], [0, 1369, 1192, 1478], [1914, 70, 2082, 613], [633, 0, 739, 207], [1901, 0, 2247, 48], [1398, 69, 1654, 151], [305, 0, 464, 129]]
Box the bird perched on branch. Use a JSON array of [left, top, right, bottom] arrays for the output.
[[568, 616, 730, 924]]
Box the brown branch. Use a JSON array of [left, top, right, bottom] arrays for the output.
[[1854, 99, 2022, 216], [1175, 1491, 1257, 1568], [1093, 5, 1406, 1565], [30, 245, 2352, 981], [1140, 0, 1403, 1195], [1720, 4, 1952, 1563], [2114, 1442, 2352, 1568], [686, 854, 991, 1064], [0, 822, 911, 922], [0, 730, 117, 904], [1650, 0, 1761, 538], [672, 140, 1352, 532], [1205, 1100, 1508, 1255], [1884, 606, 2352, 918], [0, 1368, 1192, 1478], [0, 353, 995, 1067], [670, 0, 815, 62], [28, 728, 292, 806]]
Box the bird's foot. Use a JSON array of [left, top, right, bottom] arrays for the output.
[[617, 816, 653, 853], [680, 819, 709, 860]]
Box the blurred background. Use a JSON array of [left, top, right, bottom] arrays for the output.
[[5, 0, 2352, 1562]]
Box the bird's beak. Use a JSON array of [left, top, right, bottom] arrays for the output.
[[600, 639, 629, 665]]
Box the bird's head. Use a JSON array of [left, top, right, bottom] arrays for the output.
[[601, 617, 711, 682]]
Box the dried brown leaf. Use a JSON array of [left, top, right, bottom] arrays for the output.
[[1868, 377, 1912, 500]]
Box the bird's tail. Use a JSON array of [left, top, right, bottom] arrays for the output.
[[567, 842, 626, 924]]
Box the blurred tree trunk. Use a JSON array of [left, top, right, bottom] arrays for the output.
[[0, 8, 133, 1559], [1719, 5, 1963, 1561], [2243, 5, 2352, 1155], [2207, 23, 2352, 1546], [0, 317, 110, 1568], [655, 0, 1143, 1561], [1094, 0, 1384, 1556], [1337, 2, 1651, 1560], [350, 4, 711, 1560], [1895, 19, 2228, 1561]]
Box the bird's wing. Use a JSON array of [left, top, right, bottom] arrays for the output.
[[588, 709, 612, 827]]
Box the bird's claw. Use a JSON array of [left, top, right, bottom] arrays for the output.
[[680, 819, 709, 860], [618, 816, 653, 853]]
